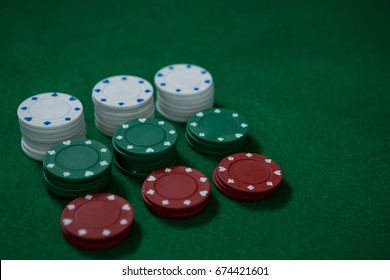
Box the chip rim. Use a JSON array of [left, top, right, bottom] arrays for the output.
[[141, 166, 210, 210], [43, 138, 112, 182], [61, 193, 134, 241], [17, 92, 83, 129], [92, 75, 154, 109], [216, 153, 282, 194], [113, 118, 177, 156], [187, 108, 249, 144], [154, 64, 213, 95]]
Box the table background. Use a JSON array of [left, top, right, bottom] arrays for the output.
[[1, 0, 389, 260]]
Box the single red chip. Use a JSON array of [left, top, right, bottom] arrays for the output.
[[61, 193, 134, 243], [142, 166, 210, 210], [216, 153, 282, 194]]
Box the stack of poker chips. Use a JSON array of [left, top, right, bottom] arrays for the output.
[[43, 138, 112, 198], [185, 108, 249, 156], [213, 153, 283, 201], [154, 64, 214, 123], [17, 92, 86, 161], [141, 166, 211, 219], [61, 193, 134, 250], [92, 75, 155, 137], [112, 118, 178, 177]]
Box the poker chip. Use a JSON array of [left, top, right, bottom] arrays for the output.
[[155, 64, 214, 122], [213, 153, 283, 201], [61, 193, 134, 249], [17, 93, 86, 160], [112, 118, 178, 177], [92, 75, 155, 137], [185, 108, 249, 155], [141, 166, 211, 219], [43, 138, 112, 198]]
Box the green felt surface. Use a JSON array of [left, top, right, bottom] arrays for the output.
[[1, 0, 390, 260]]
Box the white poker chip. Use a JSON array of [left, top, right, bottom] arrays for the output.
[[93, 97, 154, 119], [158, 90, 214, 108], [21, 122, 86, 144], [92, 75, 153, 110], [155, 64, 213, 95], [18, 113, 85, 136], [95, 106, 155, 133], [21, 139, 45, 161], [158, 96, 213, 115], [156, 102, 190, 123], [17, 93, 83, 129], [154, 64, 214, 122]]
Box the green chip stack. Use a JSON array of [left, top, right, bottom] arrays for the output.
[[185, 108, 249, 156], [43, 138, 112, 198], [112, 118, 178, 177]]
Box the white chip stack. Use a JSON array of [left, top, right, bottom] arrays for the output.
[[92, 75, 155, 137], [17, 92, 86, 161], [154, 64, 214, 123]]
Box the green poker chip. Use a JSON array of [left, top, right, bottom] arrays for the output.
[[187, 108, 249, 144], [43, 171, 111, 191], [43, 138, 112, 182], [114, 153, 177, 178], [113, 118, 177, 156], [112, 118, 178, 177], [43, 176, 108, 198], [114, 150, 177, 171], [112, 139, 174, 162], [185, 125, 246, 150], [185, 132, 244, 155], [185, 133, 241, 156], [114, 159, 154, 178]]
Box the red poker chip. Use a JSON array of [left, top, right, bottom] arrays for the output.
[[142, 191, 210, 214], [141, 166, 210, 211], [141, 191, 210, 219], [213, 170, 272, 201], [216, 153, 282, 194], [62, 224, 133, 250], [213, 169, 275, 197], [61, 193, 134, 246]]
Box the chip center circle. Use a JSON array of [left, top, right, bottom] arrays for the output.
[[76, 201, 120, 229], [103, 80, 142, 101], [57, 145, 99, 170], [229, 160, 270, 184], [199, 114, 238, 136], [166, 70, 202, 88], [156, 174, 197, 199], [125, 124, 165, 146], [29, 98, 71, 120]]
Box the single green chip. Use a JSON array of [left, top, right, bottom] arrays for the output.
[[187, 108, 249, 144], [113, 118, 177, 156], [43, 138, 112, 182]]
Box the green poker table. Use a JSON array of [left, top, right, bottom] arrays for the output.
[[1, 0, 389, 260]]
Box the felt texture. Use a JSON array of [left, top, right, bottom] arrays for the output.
[[0, 0, 389, 259]]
